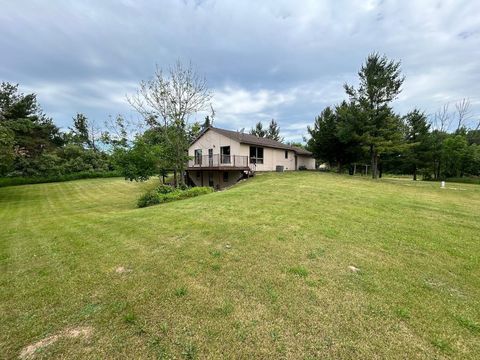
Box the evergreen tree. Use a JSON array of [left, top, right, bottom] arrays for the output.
[[0, 123, 14, 176], [334, 101, 369, 170], [250, 121, 267, 137], [202, 105, 216, 129], [203, 115, 212, 129], [404, 109, 431, 180], [344, 53, 405, 178], [307, 107, 342, 168], [430, 129, 448, 180], [0, 82, 63, 175], [267, 119, 283, 141], [250, 119, 284, 141]]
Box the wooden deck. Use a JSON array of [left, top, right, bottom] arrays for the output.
[[188, 154, 251, 170], [186, 166, 249, 171]]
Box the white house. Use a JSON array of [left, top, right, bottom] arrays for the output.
[[186, 126, 315, 188]]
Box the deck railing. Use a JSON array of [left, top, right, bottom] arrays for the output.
[[188, 154, 249, 168]]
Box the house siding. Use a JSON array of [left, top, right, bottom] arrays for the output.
[[187, 128, 316, 188], [238, 144, 297, 171], [297, 155, 316, 170], [188, 129, 241, 158]]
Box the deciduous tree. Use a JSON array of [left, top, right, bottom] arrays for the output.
[[127, 61, 212, 186]]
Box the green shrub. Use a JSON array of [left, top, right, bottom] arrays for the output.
[[137, 186, 213, 208], [298, 165, 307, 171], [137, 190, 161, 208], [156, 184, 175, 194], [178, 183, 189, 190], [158, 187, 213, 203], [179, 186, 213, 198]]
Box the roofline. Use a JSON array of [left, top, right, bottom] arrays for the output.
[[191, 126, 313, 157], [190, 125, 212, 145], [237, 140, 313, 156]]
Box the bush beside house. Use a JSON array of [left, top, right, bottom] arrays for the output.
[[138, 185, 213, 208]]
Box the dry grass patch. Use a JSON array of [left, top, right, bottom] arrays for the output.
[[19, 326, 92, 359]]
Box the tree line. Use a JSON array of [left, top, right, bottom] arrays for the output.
[[2, 55, 478, 185], [0, 62, 218, 185], [0, 82, 115, 180], [0, 62, 215, 186], [306, 53, 480, 180]]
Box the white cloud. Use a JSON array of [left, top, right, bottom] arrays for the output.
[[0, 0, 479, 138], [214, 86, 295, 115]]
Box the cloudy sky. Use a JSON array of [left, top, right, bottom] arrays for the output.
[[1, 0, 479, 141]]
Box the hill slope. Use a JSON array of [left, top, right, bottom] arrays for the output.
[[1, 173, 479, 359]]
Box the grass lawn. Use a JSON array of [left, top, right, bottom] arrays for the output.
[[1, 173, 479, 359]]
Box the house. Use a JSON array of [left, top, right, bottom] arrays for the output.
[[186, 126, 315, 189]]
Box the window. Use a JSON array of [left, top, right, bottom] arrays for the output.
[[220, 146, 231, 164], [249, 146, 264, 164], [194, 149, 202, 165], [223, 171, 229, 182], [285, 150, 288, 159]]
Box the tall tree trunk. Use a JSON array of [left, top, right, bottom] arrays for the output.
[[370, 145, 375, 179], [178, 157, 185, 186], [413, 164, 417, 181], [371, 146, 379, 179], [435, 160, 441, 180], [179, 167, 185, 186]]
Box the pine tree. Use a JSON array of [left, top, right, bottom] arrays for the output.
[[404, 109, 431, 180], [307, 107, 340, 168], [250, 121, 267, 137], [250, 119, 284, 141], [202, 115, 212, 129], [267, 119, 283, 141], [344, 53, 405, 178]]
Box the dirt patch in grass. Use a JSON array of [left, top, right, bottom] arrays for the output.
[[348, 265, 360, 273], [20, 326, 93, 359], [115, 266, 132, 274]]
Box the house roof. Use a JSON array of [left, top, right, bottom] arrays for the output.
[[194, 126, 313, 156]]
